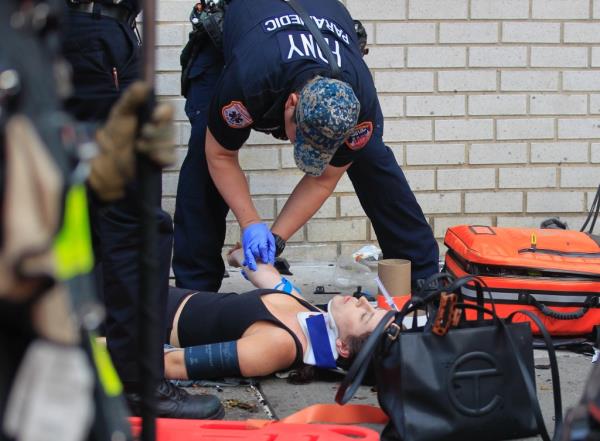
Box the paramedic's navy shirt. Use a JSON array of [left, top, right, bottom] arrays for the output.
[[207, 0, 383, 167]]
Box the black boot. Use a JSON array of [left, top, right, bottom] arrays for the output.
[[126, 379, 224, 420]]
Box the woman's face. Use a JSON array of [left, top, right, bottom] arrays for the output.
[[329, 295, 388, 340]]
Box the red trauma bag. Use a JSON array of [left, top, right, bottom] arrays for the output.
[[444, 225, 600, 336]]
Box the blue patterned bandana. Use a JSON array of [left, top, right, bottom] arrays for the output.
[[294, 76, 360, 176]]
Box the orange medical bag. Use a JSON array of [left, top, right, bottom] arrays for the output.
[[444, 225, 600, 336]]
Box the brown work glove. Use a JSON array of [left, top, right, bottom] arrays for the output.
[[89, 81, 176, 201]]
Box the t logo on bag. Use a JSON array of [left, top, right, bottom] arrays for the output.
[[448, 351, 503, 416]]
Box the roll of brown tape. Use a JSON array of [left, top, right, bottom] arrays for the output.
[[377, 259, 411, 298]]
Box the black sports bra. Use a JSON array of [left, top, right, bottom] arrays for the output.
[[167, 287, 319, 367]]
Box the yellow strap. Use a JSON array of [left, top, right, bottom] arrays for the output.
[[53, 184, 94, 280], [89, 332, 123, 397]]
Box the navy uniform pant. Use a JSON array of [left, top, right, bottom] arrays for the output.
[[63, 11, 172, 384], [174, 46, 438, 292]]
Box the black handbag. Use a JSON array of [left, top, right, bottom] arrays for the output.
[[336, 274, 563, 441]]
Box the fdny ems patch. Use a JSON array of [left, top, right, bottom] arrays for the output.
[[345, 121, 373, 150], [221, 101, 253, 129]]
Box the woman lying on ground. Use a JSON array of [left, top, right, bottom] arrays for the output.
[[163, 246, 390, 381]]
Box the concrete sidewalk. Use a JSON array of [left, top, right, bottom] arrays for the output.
[[182, 262, 597, 440]]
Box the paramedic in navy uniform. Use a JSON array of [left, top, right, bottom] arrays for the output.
[[174, 0, 439, 292]]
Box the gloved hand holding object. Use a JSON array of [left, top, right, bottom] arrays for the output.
[[242, 223, 275, 271], [89, 81, 176, 201]]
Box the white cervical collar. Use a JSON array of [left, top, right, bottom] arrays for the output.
[[296, 300, 340, 368]]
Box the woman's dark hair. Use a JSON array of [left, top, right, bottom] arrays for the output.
[[286, 331, 371, 384]]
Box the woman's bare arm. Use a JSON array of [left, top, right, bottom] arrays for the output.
[[227, 246, 304, 298]]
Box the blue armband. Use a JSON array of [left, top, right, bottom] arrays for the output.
[[184, 340, 241, 380], [273, 277, 301, 295]]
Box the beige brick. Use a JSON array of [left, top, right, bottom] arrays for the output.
[[558, 119, 600, 139], [416, 192, 462, 214], [561, 167, 600, 188], [284, 244, 338, 262], [226, 198, 275, 221], [179, 123, 191, 146], [438, 168, 496, 190], [530, 94, 587, 115], [531, 142, 589, 163], [593, 143, 600, 162], [596, 0, 600, 18], [501, 71, 559, 91], [335, 175, 356, 193], [435, 119, 494, 141], [407, 47, 467, 68], [407, 144, 466, 165], [468, 94, 527, 116], [347, 0, 406, 19], [378, 95, 404, 117], [499, 167, 557, 188], [563, 71, 600, 91], [386, 120, 433, 142], [156, 47, 181, 72], [531, 47, 588, 68], [162, 172, 179, 197], [406, 95, 465, 117], [156, 72, 180, 96], [408, 0, 468, 19], [224, 222, 241, 245], [591, 95, 600, 114], [470, 47, 527, 67], [157, 24, 185, 46], [376, 23, 436, 45], [564, 23, 600, 43], [593, 48, 600, 67], [469, 143, 528, 164], [497, 118, 554, 140], [465, 192, 523, 213], [249, 172, 302, 195], [404, 170, 436, 191], [162, 197, 175, 218], [527, 191, 584, 212], [238, 147, 280, 170], [471, 0, 530, 18], [438, 71, 497, 92], [157, 1, 192, 22], [365, 47, 405, 69], [439, 23, 498, 43], [374, 71, 434, 93], [340, 196, 365, 217], [502, 22, 560, 43], [165, 97, 186, 121], [307, 219, 367, 242], [434, 216, 493, 237], [532, 0, 590, 19], [281, 147, 295, 169]]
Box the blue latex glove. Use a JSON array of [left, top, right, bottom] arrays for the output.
[[242, 223, 275, 271]]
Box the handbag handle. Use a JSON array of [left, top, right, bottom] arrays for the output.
[[335, 310, 396, 405], [523, 293, 598, 320], [506, 310, 563, 441]]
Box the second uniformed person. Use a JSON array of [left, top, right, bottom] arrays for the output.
[[174, 0, 439, 292]]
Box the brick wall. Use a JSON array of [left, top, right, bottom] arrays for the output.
[[157, 0, 600, 260]]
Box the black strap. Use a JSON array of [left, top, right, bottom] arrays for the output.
[[507, 310, 563, 441], [282, 0, 342, 79], [581, 184, 600, 234], [335, 310, 396, 405]]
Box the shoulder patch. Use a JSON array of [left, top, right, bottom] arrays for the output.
[[345, 121, 373, 151], [221, 101, 253, 129]]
